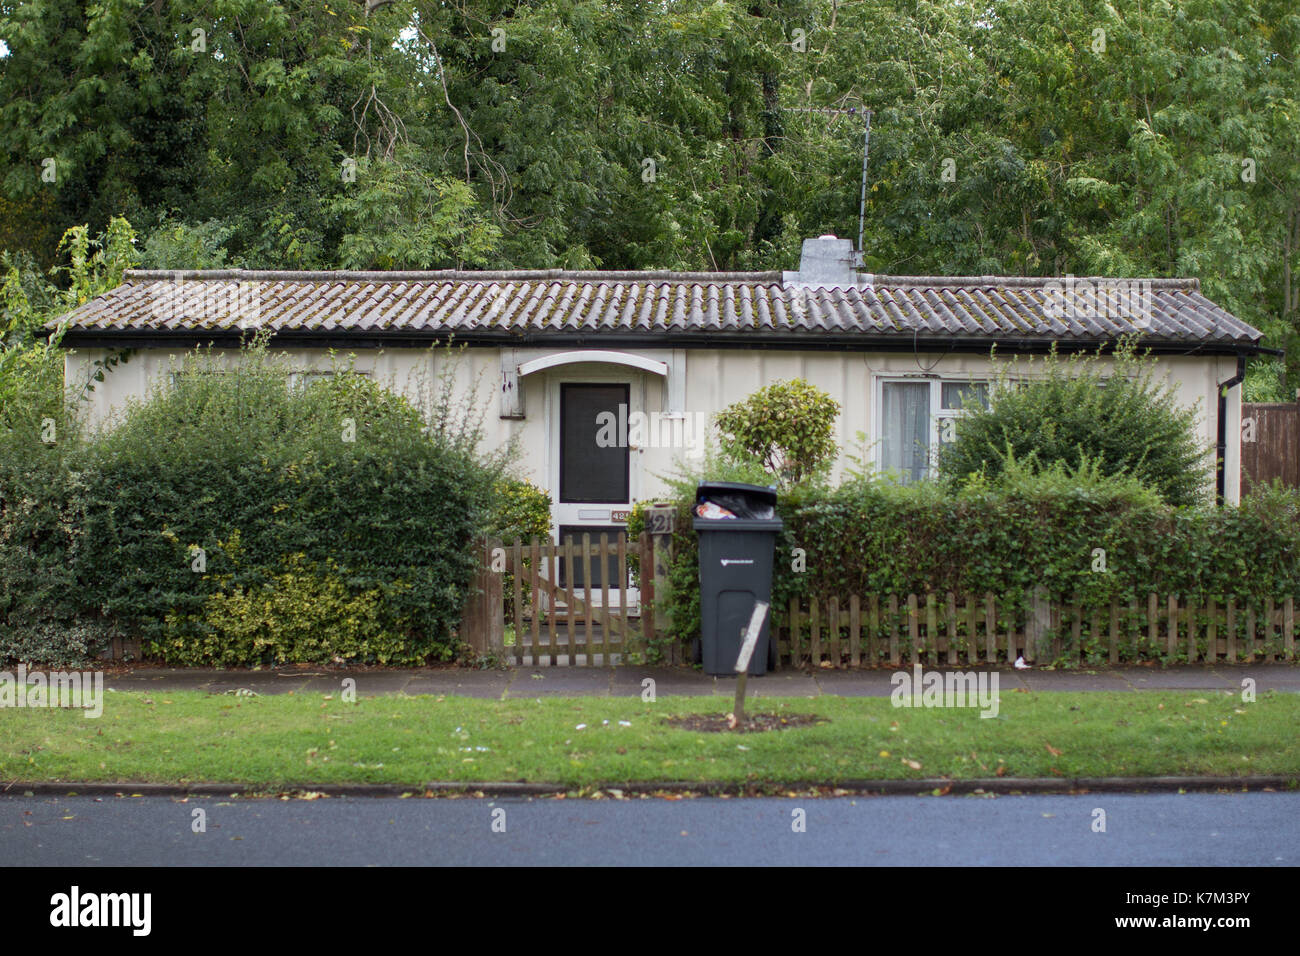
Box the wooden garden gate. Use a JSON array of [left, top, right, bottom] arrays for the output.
[[459, 533, 658, 666]]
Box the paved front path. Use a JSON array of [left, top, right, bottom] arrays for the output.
[[97, 663, 1300, 698], [4, 791, 1293, 866]]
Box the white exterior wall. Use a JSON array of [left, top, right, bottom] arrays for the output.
[[64, 344, 1245, 517]]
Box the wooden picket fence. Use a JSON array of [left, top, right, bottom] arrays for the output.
[[463, 535, 1299, 667], [771, 592, 1298, 668], [495, 532, 656, 667]]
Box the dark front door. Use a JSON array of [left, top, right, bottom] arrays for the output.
[[560, 383, 630, 504]]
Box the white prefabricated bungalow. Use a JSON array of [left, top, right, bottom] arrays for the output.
[[48, 236, 1269, 543]]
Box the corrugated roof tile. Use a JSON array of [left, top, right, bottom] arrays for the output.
[[46, 270, 1263, 348]]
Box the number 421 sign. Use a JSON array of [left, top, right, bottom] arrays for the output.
[[647, 504, 675, 535]]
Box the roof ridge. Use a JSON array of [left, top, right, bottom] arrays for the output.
[[122, 269, 784, 283], [874, 274, 1200, 291], [120, 268, 1202, 292]]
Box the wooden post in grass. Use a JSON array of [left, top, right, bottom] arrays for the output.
[[731, 600, 770, 728]]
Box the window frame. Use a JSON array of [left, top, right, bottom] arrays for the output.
[[875, 375, 990, 482]]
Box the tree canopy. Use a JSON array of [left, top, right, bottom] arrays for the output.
[[1, 0, 1297, 393]]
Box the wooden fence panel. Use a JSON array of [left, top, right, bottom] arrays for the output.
[[510, 538, 524, 666], [1287, 597, 1296, 661], [476, 539, 1300, 669], [849, 595, 861, 667], [984, 593, 997, 663], [1241, 399, 1300, 494], [829, 596, 841, 667]]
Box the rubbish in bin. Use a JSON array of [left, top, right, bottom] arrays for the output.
[[694, 501, 737, 519], [693, 482, 777, 519]]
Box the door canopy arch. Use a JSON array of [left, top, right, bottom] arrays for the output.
[[517, 350, 669, 379], [502, 350, 672, 418]]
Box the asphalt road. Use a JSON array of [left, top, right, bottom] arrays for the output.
[[3, 791, 1295, 866]]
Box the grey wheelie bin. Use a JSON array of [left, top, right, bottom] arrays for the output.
[[692, 481, 783, 676]]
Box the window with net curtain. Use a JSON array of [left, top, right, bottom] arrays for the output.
[[881, 381, 931, 483], [881, 380, 989, 483]]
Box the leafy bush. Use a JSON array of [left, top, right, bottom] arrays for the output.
[[714, 378, 840, 486], [0, 428, 115, 665], [2, 218, 139, 429], [63, 341, 504, 666], [938, 341, 1210, 506], [486, 477, 552, 543], [164, 551, 401, 667], [791, 458, 1172, 610], [0, 346, 117, 664]]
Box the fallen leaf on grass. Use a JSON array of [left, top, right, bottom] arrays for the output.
[[901, 758, 922, 770], [1045, 743, 1063, 757]]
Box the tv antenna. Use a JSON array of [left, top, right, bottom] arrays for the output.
[[782, 106, 872, 265]]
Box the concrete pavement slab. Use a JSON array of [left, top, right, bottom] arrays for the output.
[[296, 673, 412, 697], [503, 669, 614, 697], [1110, 667, 1238, 690], [400, 672, 512, 699], [810, 670, 897, 697], [1015, 670, 1132, 692], [1213, 663, 1300, 689], [91, 662, 1299, 698], [738, 671, 821, 697], [610, 667, 716, 697], [105, 668, 221, 693]]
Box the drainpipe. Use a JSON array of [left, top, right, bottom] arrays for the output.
[[1215, 353, 1247, 505]]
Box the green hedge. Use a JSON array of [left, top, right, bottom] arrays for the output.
[[0, 369, 117, 664], [648, 460, 1300, 664], [0, 439, 115, 665], [0, 344, 510, 666]]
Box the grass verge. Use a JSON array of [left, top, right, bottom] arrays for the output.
[[1, 689, 1297, 788]]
